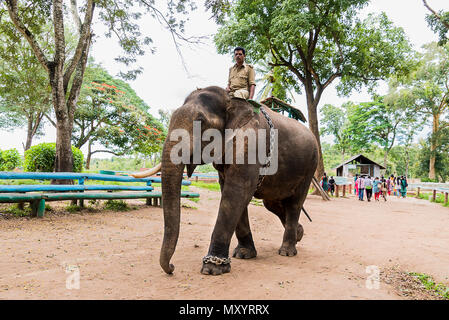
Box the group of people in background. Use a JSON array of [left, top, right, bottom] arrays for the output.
[[354, 174, 408, 202], [320, 173, 409, 201]]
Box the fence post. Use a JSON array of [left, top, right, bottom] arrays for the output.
[[349, 184, 352, 194], [432, 189, 437, 202], [416, 187, 420, 198], [445, 192, 448, 205], [343, 184, 346, 197], [336, 185, 339, 198]]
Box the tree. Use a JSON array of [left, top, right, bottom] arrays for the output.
[[1, 0, 200, 175], [70, 63, 165, 168], [319, 103, 352, 163], [254, 57, 295, 103], [0, 13, 52, 150], [345, 95, 417, 171], [397, 43, 449, 180], [423, 0, 449, 45], [214, 0, 414, 179]]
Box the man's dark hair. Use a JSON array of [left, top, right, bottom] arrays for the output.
[[234, 47, 246, 55]]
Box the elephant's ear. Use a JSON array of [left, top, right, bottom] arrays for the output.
[[225, 98, 260, 129]]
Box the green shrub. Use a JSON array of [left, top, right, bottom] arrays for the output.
[[24, 143, 84, 172], [0, 148, 22, 171], [421, 177, 439, 183]]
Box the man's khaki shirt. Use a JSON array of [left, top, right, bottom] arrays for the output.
[[228, 63, 256, 93]]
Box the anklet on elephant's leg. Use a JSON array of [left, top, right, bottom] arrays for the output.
[[202, 255, 231, 265]]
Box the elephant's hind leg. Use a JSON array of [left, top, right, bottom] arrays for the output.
[[278, 197, 301, 256], [263, 198, 303, 256], [233, 207, 257, 259]]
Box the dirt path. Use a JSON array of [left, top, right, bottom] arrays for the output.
[[0, 189, 448, 300]]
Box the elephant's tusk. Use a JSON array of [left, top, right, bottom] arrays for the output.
[[131, 163, 162, 178]]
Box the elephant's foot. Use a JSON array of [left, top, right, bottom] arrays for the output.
[[232, 245, 257, 259], [200, 262, 231, 275], [296, 224, 304, 243], [278, 245, 297, 257]]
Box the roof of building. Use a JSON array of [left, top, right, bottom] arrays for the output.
[[332, 154, 386, 170]]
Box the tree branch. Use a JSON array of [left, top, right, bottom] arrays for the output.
[[90, 149, 123, 156], [5, 0, 50, 72], [52, 0, 65, 68], [70, 0, 82, 32], [64, 0, 95, 91], [44, 112, 56, 128], [423, 0, 449, 29]]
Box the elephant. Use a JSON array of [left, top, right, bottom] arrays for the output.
[[135, 86, 319, 275]]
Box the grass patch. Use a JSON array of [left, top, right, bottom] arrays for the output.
[[409, 272, 449, 300], [104, 199, 130, 211], [250, 198, 263, 206], [66, 204, 82, 213], [181, 203, 197, 209], [188, 197, 200, 203], [190, 181, 220, 192], [2, 204, 31, 217]]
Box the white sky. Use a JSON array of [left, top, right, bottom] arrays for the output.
[[1, 0, 449, 156]]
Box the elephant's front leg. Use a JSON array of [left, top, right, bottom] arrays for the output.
[[233, 207, 257, 259], [201, 171, 257, 275]]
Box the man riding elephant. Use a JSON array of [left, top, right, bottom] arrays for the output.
[[226, 46, 256, 100]]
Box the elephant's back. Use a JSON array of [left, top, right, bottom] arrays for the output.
[[257, 106, 319, 199]]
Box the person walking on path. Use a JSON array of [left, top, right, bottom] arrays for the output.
[[364, 175, 373, 202], [357, 175, 365, 201], [381, 178, 388, 201], [387, 176, 392, 196], [321, 173, 329, 194], [329, 176, 336, 196], [400, 176, 408, 198], [373, 177, 381, 201], [395, 177, 402, 198], [354, 174, 359, 196]]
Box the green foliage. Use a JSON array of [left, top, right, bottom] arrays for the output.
[[424, 2, 449, 45], [0, 148, 22, 171], [320, 103, 352, 159], [66, 204, 82, 213], [190, 181, 220, 192], [195, 164, 216, 173], [415, 139, 449, 182], [2, 204, 31, 217], [74, 63, 165, 160], [409, 272, 449, 300], [104, 199, 130, 211], [215, 0, 414, 96], [90, 156, 150, 172], [24, 143, 84, 173]]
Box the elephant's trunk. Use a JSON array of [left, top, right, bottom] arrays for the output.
[[160, 141, 185, 274]]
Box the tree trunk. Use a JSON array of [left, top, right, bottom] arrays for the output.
[[25, 117, 34, 151], [305, 84, 325, 180], [405, 148, 410, 178], [429, 114, 439, 180], [85, 140, 92, 169]]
